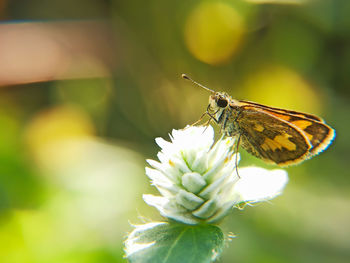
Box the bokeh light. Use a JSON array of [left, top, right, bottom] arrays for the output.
[[184, 2, 244, 65], [246, 0, 305, 4], [243, 65, 323, 114]]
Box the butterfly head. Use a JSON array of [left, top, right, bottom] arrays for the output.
[[209, 92, 231, 112], [181, 74, 235, 112]]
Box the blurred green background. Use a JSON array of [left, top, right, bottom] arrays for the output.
[[0, 0, 349, 262]]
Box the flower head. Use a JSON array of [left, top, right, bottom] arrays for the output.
[[144, 125, 288, 225]]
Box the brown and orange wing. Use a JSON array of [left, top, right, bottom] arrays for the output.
[[239, 100, 324, 122], [236, 107, 311, 166], [238, 103, 335, 157]]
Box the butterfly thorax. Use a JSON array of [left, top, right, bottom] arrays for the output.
[[209, 92, 241, 136]]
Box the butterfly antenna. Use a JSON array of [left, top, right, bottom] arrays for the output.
[[182, 74, 215, 94]]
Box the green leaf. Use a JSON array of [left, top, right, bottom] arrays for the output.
[[125, 222, 225, 263]]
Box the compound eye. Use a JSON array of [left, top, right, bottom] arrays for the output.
[[217, 97, 228, 108]]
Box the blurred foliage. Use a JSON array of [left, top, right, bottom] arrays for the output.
[[0, 0, 349, 262]]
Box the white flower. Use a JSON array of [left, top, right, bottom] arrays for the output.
[[144, 125, 288, 225]]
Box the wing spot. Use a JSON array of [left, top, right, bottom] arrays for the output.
[[261, 134, 296, 151], [274, 134, 296, 151], [254, 124, 264, 132], [304, 132, 313, 141], [291, 120, 313, 130], [261, 137, 282, 151]]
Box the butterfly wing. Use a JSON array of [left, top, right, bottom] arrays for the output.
[[236, 107, 313, 166], [239, 100, 324, 122], [239, 104, 335, 157]]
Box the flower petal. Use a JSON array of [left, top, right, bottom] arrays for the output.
[[181, 172, 207, 194], [192, 197, 218, 219], [143, 194, 199, 225], [175, 189, 205, 210], [232, 167, 289, 204], [155, 137, 173, 152]]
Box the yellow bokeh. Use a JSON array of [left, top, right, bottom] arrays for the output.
[[25, 105, 95, 149], [243, 66, 323, 114], [24, 106, 95, 170], [184, 2, 244, 65], [246, 0, 304, 4]]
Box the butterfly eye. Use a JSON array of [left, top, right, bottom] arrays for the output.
[[217, 97, 228, 108]]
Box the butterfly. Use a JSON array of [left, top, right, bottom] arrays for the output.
[[182, 74, 335, 166]]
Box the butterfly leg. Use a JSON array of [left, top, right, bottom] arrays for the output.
[[206, 105, 219, 124], [191, 111, 208, 126], [192, 105, 219, 126], [194, 105, 220, 134], [201, 108, 220, 134], [234, 134, 241, 179], [220, 111, 230, 134], [202, 119, 212, 133]]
